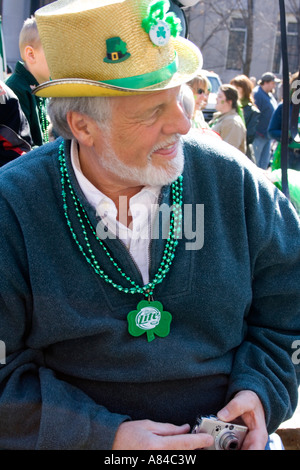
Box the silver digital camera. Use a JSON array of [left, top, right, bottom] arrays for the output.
[[192, 415, 248, 450]]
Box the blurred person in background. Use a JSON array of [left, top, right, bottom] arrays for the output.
[[6, 16, 50, 146], [252, 72, 279, 169], [187, 73, 211, 129], [0, 80, 32, 167], [209, 84, 247, 154], [230, 75, 260, 164]]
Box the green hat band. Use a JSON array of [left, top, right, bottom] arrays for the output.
[[101, 53, 178, 89]]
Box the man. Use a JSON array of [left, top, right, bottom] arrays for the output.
[[253, 72, 279, 169], [6, 16, 50, 146], [0, 0, 299, 450]]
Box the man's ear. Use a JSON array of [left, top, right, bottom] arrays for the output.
[[66, 111, 95, 146]]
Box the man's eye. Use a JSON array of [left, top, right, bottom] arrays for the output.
[[143, 109, 160, 123], [150, 108, 160, 117]]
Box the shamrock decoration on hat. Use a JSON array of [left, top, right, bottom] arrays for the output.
[[142, 0, 182, 46], [127, 300, 172, 342]]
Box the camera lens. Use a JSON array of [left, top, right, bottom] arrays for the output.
[[219, 432, 239, 450]]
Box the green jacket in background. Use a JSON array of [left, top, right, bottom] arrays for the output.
[[6, 61, 47, 147]]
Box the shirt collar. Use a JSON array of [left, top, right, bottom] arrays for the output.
[[70, 139, 162, 213]]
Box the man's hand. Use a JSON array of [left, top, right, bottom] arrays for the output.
[[112, 419, 214, 450], [217, 390, 269, 450]]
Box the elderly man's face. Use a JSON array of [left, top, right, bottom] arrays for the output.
[[93, 86, 191, 187]]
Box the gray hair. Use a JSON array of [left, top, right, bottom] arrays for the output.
[[47, 96, 113, 139], [179, 84, 195, 119]]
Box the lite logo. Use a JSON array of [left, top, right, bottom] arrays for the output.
[[135, 307, 161, 330]]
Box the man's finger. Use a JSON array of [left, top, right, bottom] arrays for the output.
[[217, 390, 261, 422], [241, 429, 268, 450], [158, 432, 214, 450], [149, 422, 191, 436]]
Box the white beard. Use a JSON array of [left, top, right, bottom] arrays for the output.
[[98, 134, 184, 187]]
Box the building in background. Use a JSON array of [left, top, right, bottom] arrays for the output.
[[186, 0, 300, 84], [0, 0, 299, 84]]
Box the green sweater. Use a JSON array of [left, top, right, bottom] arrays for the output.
[[6, 61, 47, 147], [0, 135, 299, 449]]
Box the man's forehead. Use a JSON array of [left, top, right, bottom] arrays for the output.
[[112, 86, 181, 111]]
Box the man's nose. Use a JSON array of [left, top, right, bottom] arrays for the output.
[[162, 100, 191, 136]]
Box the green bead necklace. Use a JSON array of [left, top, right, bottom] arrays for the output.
[[39, 99, 50, 144], [58, 141, 183, 342]]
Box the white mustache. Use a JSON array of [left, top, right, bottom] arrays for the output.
[[150, 134, 181, 155]]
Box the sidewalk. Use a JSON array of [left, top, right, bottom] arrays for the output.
[[277, 388, 300, 450]]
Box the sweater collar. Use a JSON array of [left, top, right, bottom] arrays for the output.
[[15, 61, 39, 88]]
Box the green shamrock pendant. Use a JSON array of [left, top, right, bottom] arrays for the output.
[[127, 300, 172, 342]]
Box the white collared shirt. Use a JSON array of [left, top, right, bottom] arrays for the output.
[[70, 140, 161, 284]]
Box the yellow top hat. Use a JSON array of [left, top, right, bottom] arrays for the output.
[[34, 0, 202, 97]]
